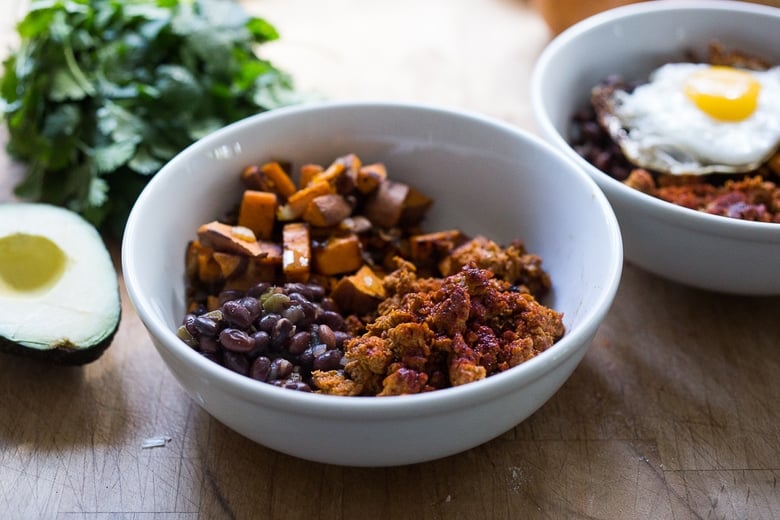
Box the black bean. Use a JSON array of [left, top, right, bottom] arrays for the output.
[[271, 318, 295, 349], [271, 358, 293, 379], [333, 330, 351, 349], [316, 323, 336, 350], [194, 316, 220, 337], [250, 356, 272, 382], [274, 380, 312, 392], [240, 296, 262, 321], [258, 313, 280, 333], [320, 297, 339, 312], [198, 336, 220, 354], [222, 300, 253, 329], [223, 351, 249, 375], [288, 292, 310, 306], [313, 349, 343, 371], [251, 330, 270, 353], [304, 283, 326, 301], [288, 331, 312, 355], [220, 328, 255, 353], [317, 310, 345, 331], [247, 282, 272, 298], [218, 289, 244, 306], [183, 314, 198, 336], [298, 347, 315, 369]]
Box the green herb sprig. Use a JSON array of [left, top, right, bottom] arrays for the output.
[[1, 0, 298, 237]]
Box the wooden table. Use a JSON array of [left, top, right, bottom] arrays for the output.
[[2, 1, 779, 518]]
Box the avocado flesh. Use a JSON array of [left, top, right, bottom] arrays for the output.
[[0, 203, 121, 365]]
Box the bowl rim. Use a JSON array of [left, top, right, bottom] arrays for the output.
[[530, 0, 780, 242], [122, 100, 623, 420]]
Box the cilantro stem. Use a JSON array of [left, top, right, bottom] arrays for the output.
[[63, 41, 96, 97]]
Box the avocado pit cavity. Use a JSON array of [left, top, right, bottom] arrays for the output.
[[0, 233, 67, 294]]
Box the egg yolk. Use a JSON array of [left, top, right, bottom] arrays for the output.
[[684, 66, 761, 122]]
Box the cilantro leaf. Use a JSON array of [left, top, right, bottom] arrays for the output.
[[1, 0, 299, 237]]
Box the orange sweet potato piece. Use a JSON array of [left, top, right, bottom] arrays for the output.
[[400, 186, 434, 226], [303, 194, 353, 227], [409, 229, 466, 264], [299, 163, 324, 188], [241, 162, 297, 199], [362, 180, 410, 229], [282, 222, 311, 282], [197, 221, 265, 257], [331, 265, 386, 315], [313, 234, 363, 276], [238, 190, 277, 240], [277, 181, 333, 221], [212, 252, 247, 279], [356, 162, 387, 194]]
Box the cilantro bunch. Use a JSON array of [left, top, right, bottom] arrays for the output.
[[1, 0, 298, 237]]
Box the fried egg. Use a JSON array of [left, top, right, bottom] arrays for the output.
[[596, 63, 780, 175]]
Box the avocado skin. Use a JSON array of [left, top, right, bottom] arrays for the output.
[[0, 308, 121, 366]]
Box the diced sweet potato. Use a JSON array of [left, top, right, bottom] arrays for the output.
[[303, 194, 353, 227], [299, 163, 324, 188], [196, 248, 223, 283], [313, 234, 363, 276], [277, 181, 333, 221], [224, 256, 280, 290], [255, 240, 283, 264], [282, 222, 311, 282], [356, 162, 387, 194], [409, 229, 466, 264], [212, 252, 247, 279], [331, 265, 386, 315], [197, 221, 266, 257], [362, 180, 410, 229], [400, 186, 434, 226], [241, 162, 297, 199], [238, 190, 277, 240]]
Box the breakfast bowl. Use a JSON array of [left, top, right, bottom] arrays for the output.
[[531, 0, 780, 295], [122, 101, 622, 466]]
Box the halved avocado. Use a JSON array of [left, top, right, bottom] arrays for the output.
[[0, 203, 121, 365]]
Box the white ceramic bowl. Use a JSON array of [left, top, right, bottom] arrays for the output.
[[122, 102, 622, 466], [531, 0, 780, 295]]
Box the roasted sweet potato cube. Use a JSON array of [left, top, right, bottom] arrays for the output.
[[256, 240, 283, 265], [409, 230, 466, 264], [282, 222, 311, 282], [185, 240, 202, 280], [241, 162, 297, 199], [196, 248, 223, 283], [238, 190, 277, 240], [212, 252, 247, 279], [303, 194, 353, 227], [331, 265, 386, 315], [313, 234, 363, 276], [362, 180, 410, 229], [224, 256, 280, 290], [356, 163, 387, 194], [277, 181, 333, 221], [400, 186, 434, 226], [299, 163, 324, 188], [197, 221, 266, 257]]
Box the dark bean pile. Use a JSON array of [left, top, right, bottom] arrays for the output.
[[177, 282, 353, 392], [570, 106, 636, 183]]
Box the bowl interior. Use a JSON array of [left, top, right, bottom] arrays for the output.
[[123, 102, 621, 406]]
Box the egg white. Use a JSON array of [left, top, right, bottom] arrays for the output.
[[604, 63, 780, 175]]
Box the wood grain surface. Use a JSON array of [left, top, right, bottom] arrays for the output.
[[2, 1, 779, 519]]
